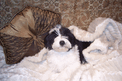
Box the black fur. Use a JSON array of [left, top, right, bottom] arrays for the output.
[[44, 30, 58, 50], [44, 25, 91, 64]]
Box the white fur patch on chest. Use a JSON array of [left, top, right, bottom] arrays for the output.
[[47, 45, 80, 72]]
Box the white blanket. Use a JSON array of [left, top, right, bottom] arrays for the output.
[[0, 17, 122, 81]]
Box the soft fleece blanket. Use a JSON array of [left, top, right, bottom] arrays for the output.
[[0, 17, 122, 81]]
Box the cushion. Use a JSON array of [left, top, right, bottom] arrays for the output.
[[0, 6, 61, 64]]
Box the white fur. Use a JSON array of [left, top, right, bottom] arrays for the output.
[[40, 45, 81, 81], [52, 35, 71, 52]]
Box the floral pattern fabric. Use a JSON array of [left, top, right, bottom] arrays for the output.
[[0, 0, 122, 30]]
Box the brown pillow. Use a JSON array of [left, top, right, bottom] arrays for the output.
[[0, 6, 61, 64]]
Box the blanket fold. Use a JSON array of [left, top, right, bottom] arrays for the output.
[[69, 18, 122, 45]]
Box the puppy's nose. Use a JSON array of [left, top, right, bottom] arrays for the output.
[[60, 40, 65, 46]]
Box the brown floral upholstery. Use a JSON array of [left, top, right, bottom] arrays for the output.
[[0, 0, 122, 30], [0, 6, 61, 64]]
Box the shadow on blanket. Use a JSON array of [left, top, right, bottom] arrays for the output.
[[0, 17, 122, 81]]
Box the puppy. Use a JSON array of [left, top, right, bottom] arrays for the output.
[[43, 25, 91, 80], [44, 25, 91, 64]]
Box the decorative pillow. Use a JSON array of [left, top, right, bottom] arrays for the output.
[[0, 6, 61, 64]]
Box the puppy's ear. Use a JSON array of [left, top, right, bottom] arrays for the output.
[[44, 33, 53, 50], [44, 33, 49, 48]]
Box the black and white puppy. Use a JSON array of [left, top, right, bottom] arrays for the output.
[[42, 25, 91, 80], [44, 25, 91, 64]]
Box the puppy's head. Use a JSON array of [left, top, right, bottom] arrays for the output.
[[44, 25, 76, 52]]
